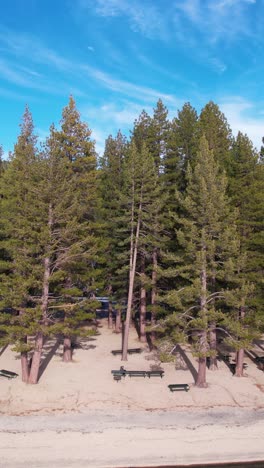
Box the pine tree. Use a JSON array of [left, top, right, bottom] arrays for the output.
[[129, 104, 170, 341], [48, 96, 103, 360], [227, 132, 264, 375], [0, 101, 101, 383], [119, 142, 163, 358], [98, 131, 128, 330], [199, 101, 233, 174], [158, 136, 240, 386], [0, 106, 42, 383], [164, 102, 199, 192]]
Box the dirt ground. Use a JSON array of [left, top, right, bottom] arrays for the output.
[[1, 321, 264, 467], [0, 319, 264, 415]]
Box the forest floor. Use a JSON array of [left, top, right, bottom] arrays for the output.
[[0, 319, 264, 467]]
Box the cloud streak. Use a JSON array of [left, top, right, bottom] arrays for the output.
[[82, 65, 183, 107], [80, 0, 169, 39], [219, 96, 264, 149]]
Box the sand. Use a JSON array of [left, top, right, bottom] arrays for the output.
[[0, 319, 264, 467]]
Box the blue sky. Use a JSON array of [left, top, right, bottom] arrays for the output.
[[0, 0, 264, 157]]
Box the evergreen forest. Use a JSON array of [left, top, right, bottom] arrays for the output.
[[0, 96, 263, 387]]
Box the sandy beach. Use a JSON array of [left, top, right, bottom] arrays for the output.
[[1, 320, 264, 467]]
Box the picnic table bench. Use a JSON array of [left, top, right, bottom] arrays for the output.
[[111, 348, 142, 355], [111, 367, 164, 380], [111, 366, 126, 376], [168, 384, 190, 392], [0, 369, 18, 379]]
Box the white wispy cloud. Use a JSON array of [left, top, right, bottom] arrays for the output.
[[79, 0, 169, 39], [0, 57, 81, 97], [0, 28, 74, 71], [82, 0, 257, 45], [82, 65, 183, 106], [219, 96, 264, 149], [175, 0, 257, 43]]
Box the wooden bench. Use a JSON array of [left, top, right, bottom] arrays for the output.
[[126, 370, 147, 378], [111, 367, 164, 380], [146, 370, 164, 378], [111, 348, 142, 356], [111, 366, 126, 377], [168, 384, 190, 392], [0, 369, 18, 379]]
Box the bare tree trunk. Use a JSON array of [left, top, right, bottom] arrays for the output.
[[235, 348, 245, 377], [28, 205, 52, 384], [195, 251, 208, 388], [150, 248, 158, 346], [151, 247, 157, 326], [115, 308, 121, 333], [19, 313, 29, 383], [21, 351, 29, 383], [235, 306, 246, 377], [63, 336, 72, 362], [139, 255, 147, 342], [209, 270, 218, 370], [28, 332, 44, 384], [196, 355, 207, 387], [209, 321, 218, 370], [108, 302, 113, 329], [122, 192, 142, 361]]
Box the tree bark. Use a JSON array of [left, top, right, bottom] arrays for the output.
[[235, 306, 246, 377], [108, 302, 113, 329], [209, 270, 218, 370], [122, 189, 142, 361], [139, 255, 147, 342], [195, 249, 208, 387], [115, 308, 121, 333], [19, 313, 29, 383], [196, 355, 207, 387], [235, 348, 245, 377], [209, 321, 218, 370], [21, 351, 29, 383], [151, 248, 157, 326], [63, 336, 72, 362], [28, 204, 52, 384], [28, 331, 44, 384]]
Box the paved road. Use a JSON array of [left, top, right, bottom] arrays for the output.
[[0, 408, 264, 467]]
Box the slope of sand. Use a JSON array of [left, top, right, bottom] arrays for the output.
[[0, 320, 264, 467]]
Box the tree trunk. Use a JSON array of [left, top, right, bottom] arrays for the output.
[[150, 248, 158, 345], [209, 270, 218, 370], [19, 314, 29, 383], [209, 321, 218, 370], [21, 351, 29, 383], [108, 302, 113, 329], [235, 348, 245, 376], [195, 250, 208, 387], [28, 332, 44, 384], [139, 255, 147, 342], [196, 356, 207, 387], [151, 247, 157, 326], [28, 205, 52, 385], [115, 308, 121, 333], [122, 192, 142, 361], [63, 336, 72, 362], [235, 306, 246, 377]]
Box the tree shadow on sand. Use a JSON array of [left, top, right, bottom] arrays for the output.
[[71, 336, 97, 352], [38, 338, 62, 381], [0, 344, 8, 357], [172, 344, 198, 383]]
